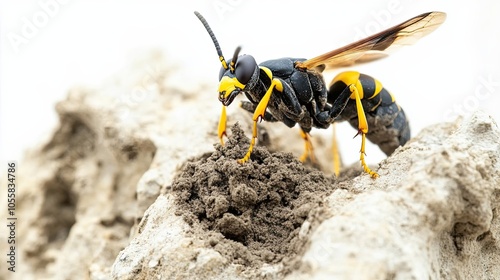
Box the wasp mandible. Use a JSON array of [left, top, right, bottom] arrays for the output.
[[194, 11, 446, 178]]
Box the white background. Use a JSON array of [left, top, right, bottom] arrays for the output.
[[1, 0, 499, 166]]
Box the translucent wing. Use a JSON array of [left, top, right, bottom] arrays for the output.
[[295, 11, 446, 71]]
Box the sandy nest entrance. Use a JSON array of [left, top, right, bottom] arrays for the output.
[[172, 123, 340, 270]]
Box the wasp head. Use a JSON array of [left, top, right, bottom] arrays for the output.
[[218, 48, 258, 106], [194, 12, 258, 106]]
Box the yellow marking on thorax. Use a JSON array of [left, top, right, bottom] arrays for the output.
[[260, 66, 273, 79], [259, 66, 283, 92]]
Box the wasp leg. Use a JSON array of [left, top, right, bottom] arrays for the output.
[[331, 123, 341, 176], [299, 128, 316, 163], [315, 85, 351, 125], [242, 100, 299, 128], [218, 105, 227, 145], [349, 84, 379, 178], [240, 101, 279, 122], [238, 78, 283, 163], [243, 101, 314, 165]]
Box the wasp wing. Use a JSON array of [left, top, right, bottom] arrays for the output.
[[295, 11, 446, 71]]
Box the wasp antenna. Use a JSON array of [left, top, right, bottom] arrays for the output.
[[230, 46, 241, 72], [194, 11, 228, 70]]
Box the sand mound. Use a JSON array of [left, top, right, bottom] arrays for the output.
[[172, 123, 336, 269]]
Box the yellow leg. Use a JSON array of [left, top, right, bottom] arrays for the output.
[[359, 133, 378, 178], [237, 120, 258, 163], [238, 78, 283, 163], [299, 130, 316, 163], [331, 123, 341, 177], [351, 84, 368, 135], [350, 84, 379, 178], [218, 105, 227, 145]]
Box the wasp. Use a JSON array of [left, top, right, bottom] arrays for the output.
[[194, 11, 446, 178]]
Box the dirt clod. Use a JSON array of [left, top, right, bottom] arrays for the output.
[[172, 123, 337, 267]]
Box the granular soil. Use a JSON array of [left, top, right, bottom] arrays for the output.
[[171, 123, 339, 269]]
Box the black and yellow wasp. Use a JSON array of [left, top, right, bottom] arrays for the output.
[[194, 11, 446, 178]]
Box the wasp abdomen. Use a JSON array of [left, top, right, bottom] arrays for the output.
[[328, 71, 410, 155]]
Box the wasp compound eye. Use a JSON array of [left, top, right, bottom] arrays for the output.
[[235, 55, 257, 84]]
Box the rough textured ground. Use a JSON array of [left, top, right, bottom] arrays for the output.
[[288, 112, 500, 279], [1, 57, 499, 280], [171, 123, 336, 270]]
